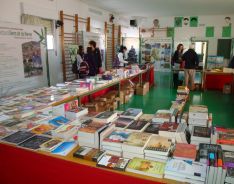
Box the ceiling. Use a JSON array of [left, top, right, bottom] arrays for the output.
[[81, 0, 234, 17]]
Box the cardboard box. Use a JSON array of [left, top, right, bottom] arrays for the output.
[[136, 82, 149, 95]]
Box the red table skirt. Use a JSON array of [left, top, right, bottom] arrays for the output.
[[205, 73, 233, 90], [0, 143, 163, 184]]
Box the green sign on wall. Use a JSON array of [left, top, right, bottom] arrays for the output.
[[222, 26, 232, 37], [206, 26, 214, 37], [174, 17, 183, 27], [190, 16, 198, 27], [167, 27, 174, 37]]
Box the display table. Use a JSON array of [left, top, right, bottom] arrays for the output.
[[203, 71, 234, 91], [0, 143, 180, 184]]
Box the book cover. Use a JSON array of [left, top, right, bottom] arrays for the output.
[[144, 124, 160, 134], [123, 132, 151, 147], [17, 121, 39, 131], [94, 111, 116, 120], [193, 126, 211, 138], [155, 110, 171, 119], [159, 122, 178, 132], [113, 117, 134, 129], [0, 126, 15, 138], [79, 120, 106, 133], [54, 124, 76, 134], [173, 143, 197, 160], [217, 133, 234, 145], [145, 135, 172, 152], [31, 124, 54, 134], [103, 131, 131, 143], [19, 135, 51, 150], [121, 108, 142, 117], [40, 138, 63, 151], [2, 131, 35, 144], [224, 151, 234, 168], [49, 116, 70, 127], [196, 144, 222, 163], [97, 155, 130, 171], [51, 141, 77, 156], [0, 119, 23, 127], [126, 120, 148, 131], [189, 105, 208, 113], [126, 158, 165, 177]]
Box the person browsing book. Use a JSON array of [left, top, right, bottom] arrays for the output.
[[89, 40, 102, 74], [118, 45, 128, 67]]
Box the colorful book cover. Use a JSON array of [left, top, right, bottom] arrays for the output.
[[126, 120, 148, 131], [197, 144, 221, 163], [193, 126, 211, 138], [103, 131, 131, 143], [0, 119, 23, 127], [49, 116, 70, 127], [40, 138, 63, 151], [55, 124, 76, 134], [64, 100, 79, 111], [2, 131, 35, 144], [189, 105, 208, 113], [18, 135, 51, 150], [113, 117, 134, 128], [173, 143, 197, 160], [17, 122, 39, 131], [31, 124, 54, 134], [0, 126, 15, 138], [51, 141, 77, 156], [95, 111, 116, 119], [217, 133, 234, 145], [159, 122, 178, 132], [224, 151, 234, 168], [124, 132, 151, 147], [145, 135, 172, 152], [79, 120, 106, 133], [121, 108, 142, 117], [97, 155, 130, 171], [144, 124, 160, 134], [127, 158, 165, 176], [155, 110, 171, 119]]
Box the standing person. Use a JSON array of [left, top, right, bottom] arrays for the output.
[[117, 45, 128, 67], [182, 44, 199, 90], [84, 47, 97, 76], [172, 44, 184, 87], [77, 45, 84, 73], [228, 56, 234, 68], [89, 40, 102, 74]]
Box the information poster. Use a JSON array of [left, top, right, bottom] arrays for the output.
[[141, 38, 172, 71], [0, 22, 47, 96]]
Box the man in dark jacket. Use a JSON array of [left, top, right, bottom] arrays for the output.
[[89, 40, 102, 75], [182, 44, 199, 90], [228, 56, 234, 68]]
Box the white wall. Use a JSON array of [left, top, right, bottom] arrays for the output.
[[0, 0, 111, 85]]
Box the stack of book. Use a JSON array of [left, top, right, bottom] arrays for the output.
[[152, 110, 171, 123], [223, 151, 234, 184], [143, 123, 160, 134], [51, 141, 77, 156], [188, 105, 209, 130], [65, 107, 88, 120], [144, 135, 173, 162], [73, 146, 106, 162], [112, 117, 134, 130], [101, 130, 131, 156], [158, 122, 178, 138], [120, 108, 143, 120], [177, 86, 190, 95], [48, 116, 70, 128], [196, 143, 226, 184], [78, 120, 114, 149], [164, 159, 207, 184], [52, 124, 79, 140], [40, 138, 63, 152], [126, 157, 166, 178], [191, 126, 211, 145], [122, 132, 151, 159], [125, 120, 149, 132], [213, 127, 234, 151]]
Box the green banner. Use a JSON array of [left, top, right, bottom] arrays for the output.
[[222, 26, 231, 37], [174, 17, 183, 27], [190, 16, 198, 27], [167, 27, 174, 37], [206, 26, 214, 37]]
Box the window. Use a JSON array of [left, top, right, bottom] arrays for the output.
[[47, 35, 54, 50]]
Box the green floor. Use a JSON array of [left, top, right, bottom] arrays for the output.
[[118, 72, 234, 128]]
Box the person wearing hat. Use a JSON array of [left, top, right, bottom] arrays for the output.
[[182, 43, 199, 90]]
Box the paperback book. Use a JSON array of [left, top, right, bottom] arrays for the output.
[[2, 131, 35, 144], [125, 120, 149, 132], [113, 117, 134, 129], [31, 124, 55, 135], [18, 135, 51, 150], [173, 143, 197, 161], [40, 138, 63, 152], [93, 111, 118, 123], [120, 108, 143, 120], [51, 141, 77, 156], [49, 116, 70, 128], [143, 124, 160, 134]]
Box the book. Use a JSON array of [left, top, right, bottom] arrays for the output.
[[217, 132, 234, 145], [102, 130, 131, 148], [158, 122, 179, 138], [18, 135, 51, 150], [165, 159, 207, 182], [2, 131, 35, 144], [143, 124, 160, 134], [144, 135, 173, 156], [73, 146, 105, 162], [49, 116, 70, 127], [113, 117, 134, 129], [120, 108, 143, 120], [189, 105, 208, 120], [126, 157, 165, 178], [51, 141, 77, 156], [31, 124, 54, 135], [40, 138, 63, 152], [191, 126, 211, 143], [16, 121, 39, 131], [152, 110, 171, 123], [139, 114, 154, 121], [173, 143, 197, 161], [0, 126, 15, 139], [97, 155, 130, 171], [65, 107, 88, 120], [93, 111, 118, 123], [122, 132, 151, 154], [0, 119, 23, 128], [52, 124, 78, 140], [125, 120, 149, 132]]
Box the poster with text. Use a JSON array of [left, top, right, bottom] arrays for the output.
[[141, 38, 172, 71], [0, 22, 47, 96]]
